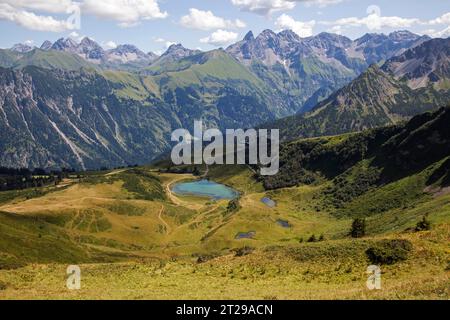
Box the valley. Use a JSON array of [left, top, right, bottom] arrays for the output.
[[1, 30, 447, 171], [0, 108, 449, 299], [0, 23, 449, 301]]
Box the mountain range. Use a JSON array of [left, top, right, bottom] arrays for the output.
[[270, 38, 450, 141], [0, 30, 448, 170]]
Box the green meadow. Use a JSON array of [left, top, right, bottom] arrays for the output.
[[0, 161, 448, 299]]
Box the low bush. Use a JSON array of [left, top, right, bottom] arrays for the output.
[[233, 246, 255, 257], [415, 215, 432, 232], [366, 239, 413, 265]]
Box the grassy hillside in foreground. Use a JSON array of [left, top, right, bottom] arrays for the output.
[[0, 109, 449, 299], [0, 163, 448, 299]]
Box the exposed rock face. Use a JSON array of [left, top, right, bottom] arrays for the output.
[[383, 38, 450, 89], [268, 38, 450, 142], [0, 60, 278, 170], [41, 38, 158, 69], [11, 43, 34, 53], [0, 31, 446, 170], [0, 67, 173, 170], [40, 40, 53, 51], [151, 44, 201, 67]]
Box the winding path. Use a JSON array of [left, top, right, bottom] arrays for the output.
[[157, 205, 171, 234], [165, 174, 204, 210]]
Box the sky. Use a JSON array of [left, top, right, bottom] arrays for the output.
[[0, 0, 449, 54]]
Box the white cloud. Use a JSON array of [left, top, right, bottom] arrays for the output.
[[82, 0, 167, 27], [165, 41, 176, 48], [1, 0, 167, 29], [200, 29, 239, 46], [153, 37, 176, 48], [275, 14, 315, 37], [301, 0, 344, 8], [429, 12, 450, 26], [0, 3, 75, 32], [321, 6, 422, 32], [68, 31, 84, 42], [327, 25, 342, 34], [0, 0, 76, 14], [180, 8, 246, 30], [230, 0, 295, 15], [230, 0, 343, 15], [103, 41, 117, 49], [24, 39, 34, 45], [332, 15, 419, 31], [423, 27, 450, 39], [434, 27, 450, 38]]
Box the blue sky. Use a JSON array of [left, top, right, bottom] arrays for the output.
[[0, 0, 449, 54]]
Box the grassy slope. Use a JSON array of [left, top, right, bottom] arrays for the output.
[[1, 107, 450, 298], [0, 160, 448, 299], [14, 49, 96, 71]]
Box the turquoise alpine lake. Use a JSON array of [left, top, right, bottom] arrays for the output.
[[171, 179, 239, 200]]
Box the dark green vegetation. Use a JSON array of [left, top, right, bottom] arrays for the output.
[[366, 239, 413, 265], [0, 110, 448, 299], [264, 106, 450, 221], [350, 218, 366, 238], [0, 167, 75, 191], [270, 38, 450, 142], [0, 31, 448, 299], [0, 50, 277, 170], [1, 31, 446, 171]]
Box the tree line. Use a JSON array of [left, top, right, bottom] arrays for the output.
[[0, 167, 76, 191]]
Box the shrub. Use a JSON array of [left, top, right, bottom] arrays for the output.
[[350, 218, 366, 238], [366, 239, 413, 265], [192, 166, 201, 176], [307, 234, 317, 243], [195, 254, 219, 264], [227, 199, 241, 213], [233, 246, 255, 257], [415, 215, 431, 232]]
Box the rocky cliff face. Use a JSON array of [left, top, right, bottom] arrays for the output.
[[0, 31, 446, 170], [41, 38, 158, 70], [268, 38, 450, 142], [0, 61, 278, 170], [382, 38, 450, 89], [226, 30, 428, 113], [0, 67, 175, 170]]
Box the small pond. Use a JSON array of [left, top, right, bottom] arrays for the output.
[[276, 219, 291, 228], [171, 179, 239, 200], [235, 231, 256, 239]]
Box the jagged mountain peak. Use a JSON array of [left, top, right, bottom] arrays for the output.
[[11, 43, 34, 53], [165, 43, 185, 52], [161, 43, 199, 58], [51, 37, 78, 51], [388, 30, 421, 41], [355, 32, 389, 45], [277, 30, 301, 42], [382, 38, 450, 89], [40, 40, 53, 50], [78, 37, 103, 50], [112, 44, 143, 54], [305, 32, 353, 49], [257, 29, 278, 40], [243, 31, 255, 41], [80, 37, 94, 44], [77, 37, 104, 61], [150, 43, 200, 67], [106, 44, 154, 64]]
